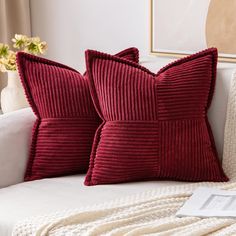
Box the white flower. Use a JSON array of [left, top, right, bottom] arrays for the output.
[[0, 43, 9, 57], [0, 34, 47, 73], [12, 34, 28, 49]]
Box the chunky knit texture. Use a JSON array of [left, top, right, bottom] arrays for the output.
[[16, 48, 139, 181], [85, 48, 228, 185], [12, 71, 236, 236]]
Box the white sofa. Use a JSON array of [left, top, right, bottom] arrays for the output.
[[0, 59, 235, 235]]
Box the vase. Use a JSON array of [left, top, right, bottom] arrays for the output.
[[0, 70, 28, 113]]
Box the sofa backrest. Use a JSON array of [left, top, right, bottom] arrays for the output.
[[0, 108, 35, 188], [0, 58, 234, 188]]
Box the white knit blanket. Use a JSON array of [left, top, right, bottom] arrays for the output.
[[13, 72, 236, 236]]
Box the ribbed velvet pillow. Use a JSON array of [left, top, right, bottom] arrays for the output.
[[16, 48, 139, 181], [85, 48, 228, 186]]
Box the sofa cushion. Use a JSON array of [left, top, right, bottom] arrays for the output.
[[85, 48, 228, 185], [16, 48, 139, 181], [0, 108, 35, 188]]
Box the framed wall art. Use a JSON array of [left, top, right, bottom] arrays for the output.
[[150, 0, 236, 62]]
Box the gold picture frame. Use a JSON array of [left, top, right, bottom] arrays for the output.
[[150, 0, 236, 63]]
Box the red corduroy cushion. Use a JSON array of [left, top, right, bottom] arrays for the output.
[[16, 48, 139, 181], [85, 48, 228, 186]]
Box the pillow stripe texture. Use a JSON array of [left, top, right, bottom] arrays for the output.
[[16, 48, 139, 181], [85, 48, 228, 185]]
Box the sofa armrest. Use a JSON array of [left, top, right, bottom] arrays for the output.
[[0, 108, 36, 188]]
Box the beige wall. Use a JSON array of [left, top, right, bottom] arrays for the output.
[[0, 0, 31, 97], [30, 0, 149, 72]]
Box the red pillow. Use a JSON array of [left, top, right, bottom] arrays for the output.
[[16, 48, 139, 181], [85, 48, 228, 186]]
